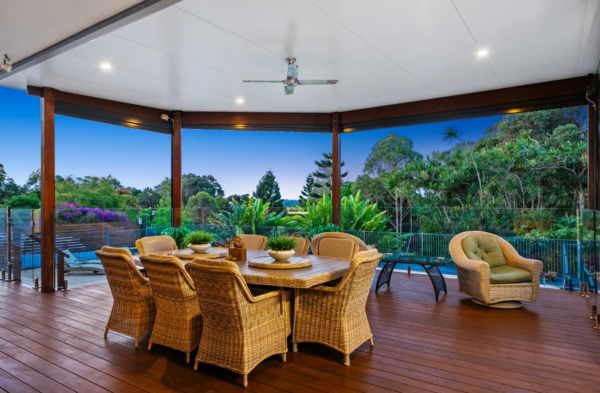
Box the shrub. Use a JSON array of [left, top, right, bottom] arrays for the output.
[[184, 230, 214, 245], [161, 227, 191, 249], [266, 236, 298, 251], [55, 202, 128, 224]]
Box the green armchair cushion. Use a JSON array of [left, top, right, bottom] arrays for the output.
[[461, 235, 507, 268], [489, 265, 533, 284]]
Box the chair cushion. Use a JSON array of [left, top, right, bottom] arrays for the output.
[[141, 236, 175, 254], [239, 235, 266, 250], [193, 259, 239, 271], [292, 237, 309, 254], [489, 265, 532, 284], [318, 238, 355, 260], [461, 235, 506, 268]]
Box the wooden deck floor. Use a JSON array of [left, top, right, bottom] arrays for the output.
[[0, 274, 598, 393]]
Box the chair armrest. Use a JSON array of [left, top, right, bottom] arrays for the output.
[[453, 257, 491, 302], [251, 288, 284, 303], [506, 256, 543, 275]]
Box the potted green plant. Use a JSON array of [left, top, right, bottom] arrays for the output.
[[184, 230, 214, 252], [266, 236, 297, 261]]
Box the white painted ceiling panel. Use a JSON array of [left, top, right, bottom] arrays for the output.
[[0, 0, 144, 63], [453, 0, 589, 87], [2, 0, 600, 113]]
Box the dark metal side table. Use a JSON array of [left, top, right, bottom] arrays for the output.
[[376, 255, 449, 301]]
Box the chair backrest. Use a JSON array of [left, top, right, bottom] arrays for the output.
[[96, 246, 150, 303], [238, 234, 267, 250], [186, 259, 263, 331], [139, 254, 197, 314], [310, 232, 368, 255], [292, 237, 310, 254], [449, 231, 519, 269], [332, 253, 382, 314], [314, 238, 359, 260], [136, 236, 178, 255], [63, 250, 79, 266]]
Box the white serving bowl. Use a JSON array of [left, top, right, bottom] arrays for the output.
[[268, 249, 295, 261], [189, 244, 211, 252]]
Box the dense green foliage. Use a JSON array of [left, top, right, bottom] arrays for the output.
[[218, 196, 299, 233], [266, 236, 297, 251], [184, 230, 214, 245], [161, 226, 192, 249]]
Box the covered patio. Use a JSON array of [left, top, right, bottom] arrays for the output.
[[1, 0, 600, 391]]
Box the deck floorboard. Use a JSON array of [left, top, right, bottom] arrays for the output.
[[0, 274, 598, 392]]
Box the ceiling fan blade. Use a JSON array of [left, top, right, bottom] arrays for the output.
[[284, 85, 295, 95], [243, 80, 285, 83], [297, 80, 339, 85], [287, 63, 299, 79]]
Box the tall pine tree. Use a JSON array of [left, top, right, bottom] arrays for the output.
[[299, 174, 315, 205], [310, 152, 348, 200], [253, 170, 284, 208]]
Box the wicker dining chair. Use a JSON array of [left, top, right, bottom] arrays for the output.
[[291, 237, 310, 254], [139, 254, 202, 363], [449, 231, 543, 309], [135, 235, 178, 255], [310, 232, 367, 260], [95, 246, 156, 348], [292, 252, 382, 366], [238, 234, 267, 250], [186, 259, 288, 387]]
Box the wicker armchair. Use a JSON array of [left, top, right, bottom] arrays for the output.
[[95, 246, 156, 348], [186, 259, 288, 387], [310, 232, 368, 260], [449, 231, 543, 308], [238, 234, 267, 250], [292, 252, 382, 366], [139, 254, 202, 362], [291, 237, 310, 254], [135, 235, 178, 255]]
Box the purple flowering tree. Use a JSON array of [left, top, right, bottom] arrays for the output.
[[55, 202, 129, 224]]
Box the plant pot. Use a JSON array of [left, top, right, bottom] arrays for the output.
[[268, 249, 295, 261], [189, 244, 211, 252]]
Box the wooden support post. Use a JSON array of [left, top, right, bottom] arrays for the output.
[[589, 100, 598, 210], [171, 111, 182, 227], [331, 112, 341, 227], [40, 88, 56, 293]]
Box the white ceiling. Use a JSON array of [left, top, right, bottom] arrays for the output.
[[0, 0, 145, 63], [2, 0, 600, 113]]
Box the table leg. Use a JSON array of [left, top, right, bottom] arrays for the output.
[[376, 262, 397, 293], [424, 265, 447, 301]]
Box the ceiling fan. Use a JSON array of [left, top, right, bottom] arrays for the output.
[[243, 58, 338, 95]]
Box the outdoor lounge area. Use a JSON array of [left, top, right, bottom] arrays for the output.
[[2, 0, 600, 392]]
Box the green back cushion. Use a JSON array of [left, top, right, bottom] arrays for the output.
[[461, 235, 507, 268]]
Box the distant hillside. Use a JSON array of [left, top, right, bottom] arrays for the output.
[[283, 199, 299, 208]]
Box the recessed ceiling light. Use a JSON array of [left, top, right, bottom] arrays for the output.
[[477, 50, 488, 57], [236, 98, 244, 104], [100, 63, 112, 70]]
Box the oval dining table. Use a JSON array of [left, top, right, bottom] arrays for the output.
[[133, 249, 352, 288]]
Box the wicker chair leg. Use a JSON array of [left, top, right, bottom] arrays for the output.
[[186, 353, 191, 364], [193, 361, 199, 371], [281, 352, 287, 362], [369, 337, 374, 346], [104, 328, 108, 338], [242, 374, 248, 388], [343, 355, 350, 366], [135, 338, 139, 348], [148, 343, 152, 351], [292, 343, 298, 352]]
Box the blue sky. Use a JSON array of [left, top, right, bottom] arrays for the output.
[[0, 86, 501, 199]]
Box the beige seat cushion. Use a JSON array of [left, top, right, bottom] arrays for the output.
[[292, 237, 309, 254], [461, 235, 507, 268], [490, 265, 532, 284], [139, 236, 176, 254], [317, 238, 356, 260]]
